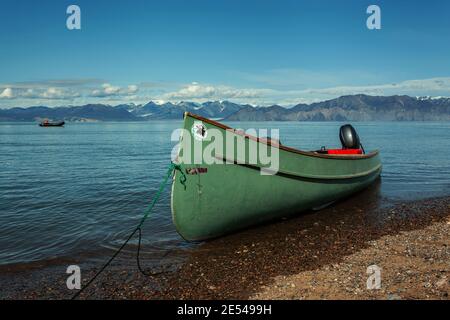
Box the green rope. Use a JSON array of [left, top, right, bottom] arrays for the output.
[[137, 162, 185, 228], [72, 161, 185, 299], [174, 162, 187, 190]]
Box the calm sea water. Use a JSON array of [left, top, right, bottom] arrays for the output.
[[1, 121, 450, 266]]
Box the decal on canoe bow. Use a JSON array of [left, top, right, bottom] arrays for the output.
[[191, 121, 208, 141]]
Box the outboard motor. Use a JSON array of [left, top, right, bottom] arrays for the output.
[[339, 124, 362, 150]]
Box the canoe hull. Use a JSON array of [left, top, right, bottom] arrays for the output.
[[171, 113, 382, 241]]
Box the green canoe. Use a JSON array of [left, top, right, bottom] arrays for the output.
[[171, 112, 382, 241]]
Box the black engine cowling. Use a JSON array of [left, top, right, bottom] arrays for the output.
[[339, 124, 361, 149]]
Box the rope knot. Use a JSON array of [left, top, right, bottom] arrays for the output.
[[171, 162, 187, 190]]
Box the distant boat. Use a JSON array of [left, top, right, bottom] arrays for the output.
[[171, 112, 382, 241], [39, 120, 65, 127]]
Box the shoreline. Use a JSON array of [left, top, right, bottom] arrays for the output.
[[155, 193, 449, 300], [1, 187, 449, 300]]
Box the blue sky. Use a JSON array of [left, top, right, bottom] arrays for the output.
[[1, 0, 450, 107]]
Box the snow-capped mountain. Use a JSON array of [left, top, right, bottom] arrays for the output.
[[1, 95, 450, 121], [122, 100, 244, 120]]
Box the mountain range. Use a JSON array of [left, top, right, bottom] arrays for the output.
[[1, 94, 450, 122]]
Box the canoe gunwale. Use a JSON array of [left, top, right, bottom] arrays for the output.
[[184, 112, 379, 160]]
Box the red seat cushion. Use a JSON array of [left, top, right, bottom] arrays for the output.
[[327, 149, 363, 155]]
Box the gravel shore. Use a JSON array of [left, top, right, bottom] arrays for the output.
[[156, 193, 450, 300], [252, 218, 449, 300], [1, 185, 449, 300]]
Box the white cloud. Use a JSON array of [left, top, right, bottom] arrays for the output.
[[127, 84, 138, 94], [90, 83, 120, 97], [163, 82, 268, 101], [0, 88, 14, 99], [40, 87, 81, 99], [90, 83, 139, 97], [302, 77, 450, 97], [155, 77, 450, 106], [0, 81, 143, 107], [1, 77, 450, 108], [0, 87, 80, 100], [0, 86, 81, 103]]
